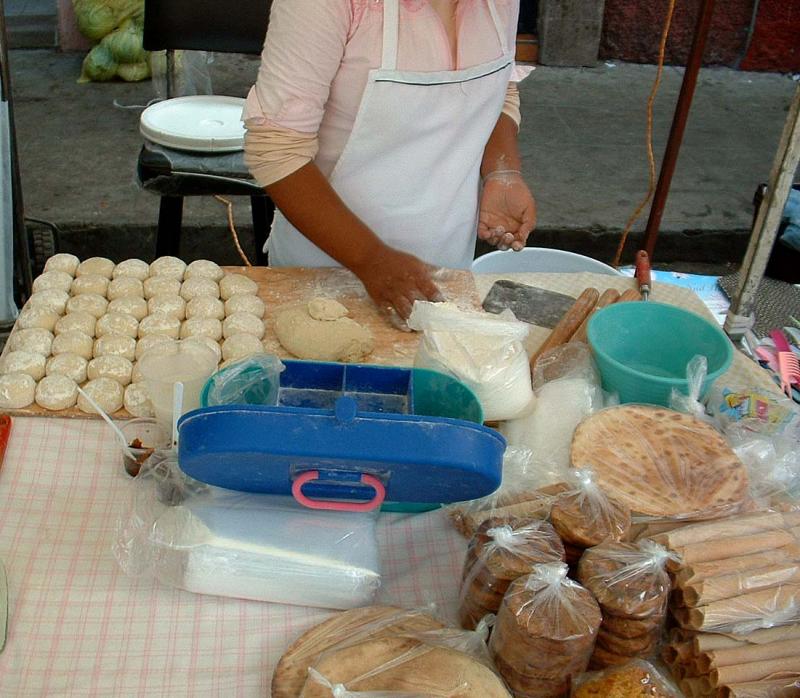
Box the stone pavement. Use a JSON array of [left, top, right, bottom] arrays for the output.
[[5, 48, 798, 266]]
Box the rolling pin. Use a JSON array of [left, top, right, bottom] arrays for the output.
[[529, 287, 599, 369], [616, 288, 643, 303], [569, 288, 621, 344]]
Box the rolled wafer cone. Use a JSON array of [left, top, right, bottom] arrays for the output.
[[653, 512, 794, 550], [679, 585, 800, 632], [682, 564, 800, 607], [676, 545, 800, 587], [680, 676, 715, 698], [672, 530, 795, 569], [698, 638, 800, 673], [712, 656, 800, 687], [721, 677, 800, 697]]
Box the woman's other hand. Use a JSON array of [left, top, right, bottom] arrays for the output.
[[478, 171, 537, 251]]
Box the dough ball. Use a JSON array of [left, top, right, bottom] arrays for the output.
[[185, 296, 224, 321], [275, 305, 373, 363], [108, 296, 148, 322], [33, 270, 73, 294], [96, 312, 138, 339], [76, 256, 114, 279], [124, 382, 154, 418], [70, 274, 109, 297], [25, 289, 69, 315], [180, 317, 222, 341], [138, 313, 181, 339], [7, 328, 54, 356], [135, 334, 175, 360], [51, 330, 94, 360], [54, 311, 96, 337], [77, 377, 123, 415], [44, 253, 80, 276], [185, 259, 224, 282], [149, 256, 186, 280], [93, 334, 136, 361], [219, 273, 258, 300], [181, 336, 222, 364], [308, 298, 349, 321], [107, 277, 144, 300], [0, 373, 35, 409], [131, 361, 144, 383], [222, 312, 265, 340], [0, 351, 46, 380], [221, 333, 264, 362], [66, 293, 108, 318], [143, 276, 181, 300], [148, 295, 186, 321], [16, 307, 60, 331], [112, 259, 149, 281], [46, 353, 88, 383], [87, 355, 133, 386], [225, 294, 265, 319], [180, 277, 219, 302], [35, 375, 78, 411]]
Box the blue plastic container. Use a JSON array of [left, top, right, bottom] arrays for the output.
[[180, 360, 505, 510], [587, 301, 734, 406]]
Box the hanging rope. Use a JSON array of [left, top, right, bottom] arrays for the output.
[[613, 0, 678, 268], [214, 195, 253, 267]]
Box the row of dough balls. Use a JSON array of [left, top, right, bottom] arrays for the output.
[[0, 256, 270, 414]]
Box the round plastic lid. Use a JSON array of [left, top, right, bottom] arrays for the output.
[[140, 95, 247, 153]]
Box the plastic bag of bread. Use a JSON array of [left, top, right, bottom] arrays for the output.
[[448, 447, 568, 538], [549, 469, 631, 565], [570, 659, 679, 697], [297, 615, 511, 697], [577, 540, 676, 667], [458, 517, 566, 629], [489, 562, 602, 697]]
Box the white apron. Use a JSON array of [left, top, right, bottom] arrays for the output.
[[267, 0, 514, 270]]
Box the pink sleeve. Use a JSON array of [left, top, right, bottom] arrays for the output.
[[243, 0, 351, 134]]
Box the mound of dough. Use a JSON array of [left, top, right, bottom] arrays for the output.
[[225, 294, 264, 318], [107, 277, 144, 300], [76, 257, 114, 279], [35, 375, 78, 411], [26, 289, 69, 315], [180, 277, 219, 301], [138, 313, 181, 339], [148, 295, 186, 321], [149, 256, 186, 280], [180, 317, 222, 341], [52, 330, 94, 360], [182, 336, 222, 364], [46, 353, 88, 383], [222, 312, 264, 339], [70, 274, 109, 297], [108, 296, 148, 321], [96, 312, 139, 338], [308, 298, 348, 321], [16, 307, 60, 331], [112, 259, 149, 281], [8, 328, 54, 356], [185, 259, 224, 282], [55, 311, 96, 337], [275, 301, 373, 363], [44, 253, 80, 276], [219, 273, 258, 300], [222, 333, 264, 362], [135, 335, 174, 360], [33, 270, 73, 294], [124, 382, 154, 418], [0, 373, 35, 409], [93, 334, 136, 361], [87, 356, 133, 386], [143, 276, 181, 300], [186, 297, 225, 320], [77, 377, 123, 415], [0, 351, 46, 380], [66, 293, 107, 318]]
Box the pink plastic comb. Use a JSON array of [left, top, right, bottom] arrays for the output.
[[770, 330, 800, 397]]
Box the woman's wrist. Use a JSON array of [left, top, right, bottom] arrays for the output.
[[482, 169, 523, 184]]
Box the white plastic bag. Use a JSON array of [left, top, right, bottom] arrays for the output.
[[407, 302, 533, 422]]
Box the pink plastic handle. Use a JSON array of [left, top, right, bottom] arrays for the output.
[[291, 470, 386, 512]]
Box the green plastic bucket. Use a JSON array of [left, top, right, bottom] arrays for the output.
[[587, 301, 733, 407]]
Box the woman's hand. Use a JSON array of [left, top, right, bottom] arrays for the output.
[[478, 171, 537, 251], [352, 244, 443, 327]]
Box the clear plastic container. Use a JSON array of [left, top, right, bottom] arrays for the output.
[[120, 418, 171, 477]]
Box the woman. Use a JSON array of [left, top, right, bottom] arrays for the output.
[[244, 0, 536, 320]]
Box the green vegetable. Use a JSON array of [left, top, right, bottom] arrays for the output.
[[72, 0, 117, 41], [116, 60, 151, 82], [101, 19, 146, 64], [78, 43, 118, 83]]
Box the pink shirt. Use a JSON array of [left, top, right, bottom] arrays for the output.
[[244, 0, 526, 180]]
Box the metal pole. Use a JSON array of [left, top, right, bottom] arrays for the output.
[[643, 0, 717, 260], [724, 85, 800, 339]]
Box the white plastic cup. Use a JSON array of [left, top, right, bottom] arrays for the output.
[[138, 339, 219, 433]]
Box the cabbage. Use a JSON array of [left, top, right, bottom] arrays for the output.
[[116, 60, 150, 82], [78, 43, 118, 83], [101, 19, 145, 64], [73, 0, 117, 41]]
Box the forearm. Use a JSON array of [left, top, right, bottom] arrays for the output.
[[480, 112, 523, 178], [265, 162, 384, 270]]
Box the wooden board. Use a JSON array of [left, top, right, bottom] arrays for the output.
[[2, 266, 480, 420]]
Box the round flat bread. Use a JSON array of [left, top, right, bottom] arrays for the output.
[[300, 636, 510, 698], [272, 606, 444, 698], [570, 405, 748, 519]]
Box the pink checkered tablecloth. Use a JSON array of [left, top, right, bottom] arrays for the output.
[[0, 417, 467, 697]]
